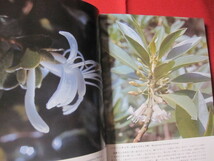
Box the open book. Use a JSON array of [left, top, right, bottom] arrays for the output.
[[0, 0, 213, 160]]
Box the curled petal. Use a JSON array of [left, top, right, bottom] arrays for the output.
[[46, 69, 76, 109], [25, 69, 49, 133], [57, 70, 78, 107], [61, 69, 86, 115], [63, 96, 84, 115], [59, 31, 78, 62], [76, 69, 86, 96], [43, 31, 100, 116]]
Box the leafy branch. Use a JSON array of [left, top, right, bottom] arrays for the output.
[[108, 16, 213, 142]]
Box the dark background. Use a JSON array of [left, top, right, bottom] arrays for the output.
[[0, 0, 102, 160]]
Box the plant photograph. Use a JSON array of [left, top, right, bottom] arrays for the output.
[[100, 14, 214, 144], [0, 0, 102, 161]]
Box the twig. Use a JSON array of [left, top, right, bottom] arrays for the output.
[[133, 107, 153, 142]]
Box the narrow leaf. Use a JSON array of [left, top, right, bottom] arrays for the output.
[[111, 66, 138, 79], [113, 99, 122, 115], [172, 72, 211, 83], [109, 42, 138, 70], [172, 55, 207, 71], [130, 16, 148, 46], [171, 20, 185, 32], [154, 61, 175, 79], [166, 37, 201, 59], [148, 37, 156, 56], [117, 21, 146, 49], [125, 36, 150, 66], [174, 90, 211, 99], [193, 91, 209, 130], [117, 21, 150, 65], [159, 28, 186, 58], [154, 26, 165, 50]]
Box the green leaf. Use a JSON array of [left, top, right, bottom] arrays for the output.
[[154, 61, 175, 79], [171, 20, 185, 32], [140, 15, 153, 26], [166, 37, 201, 60], [0, 51, 17, 90], [117, 21, 146, 49], [111, 66, 138, 79], [109, 42, 138, 70], [117, 21, 150, 65], [172, 55, 207, 71], [154, 26, 165, 51], [115, 120, 131, 129], [20, 48, 41, 69], [159, 28, 187, 59], [39, 50, 56, 63], [125, 36, 150, 66], [175, 106, 200, 138], [2, 72, 18, 90], [161, 93, 197, 120], [114, 113, 130, 122], [174, 90, 211, 99], [204, 112, 214, 136], [148, 37, 156, 56], [130, 16, 148, 46], [5, 49, 23, 73], [172, 72, 211, 83], [193, 91, 209, 131], [113, 99, 122, 115]]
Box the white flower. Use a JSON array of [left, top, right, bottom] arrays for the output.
[[151, 104, 170, 122], [128, 102, 170, 123], [25, 31, 100, 133], [127, 102, 147, 123], [25, 69, 50, 133]]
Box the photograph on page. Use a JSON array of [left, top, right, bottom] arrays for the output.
[[0, 0, 103, 160], [100, 14, 214, 144]]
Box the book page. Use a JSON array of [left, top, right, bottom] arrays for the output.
[[0, 0, 105, 160], [107, 136, 214, 161], [99, 14, 214, 160]]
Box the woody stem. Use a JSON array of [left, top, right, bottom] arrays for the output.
[[133, 56, 156, 143], [133, 106, 153, 142]]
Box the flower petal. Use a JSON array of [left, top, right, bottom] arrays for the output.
[[127, 102, 148, 123], [76, 69, 86, 96], [40, 61, 62, 77], [152, 104, 170, 122], [46, 68, 69, 109], [59, 31, 78, 62], [57, 70, 78, 107], [62, 96, 84, 115], [61, 69, 86, 115], [25, 69, 49, 133]]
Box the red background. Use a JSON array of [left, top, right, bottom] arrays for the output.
[[84, 0, 214, 77]]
